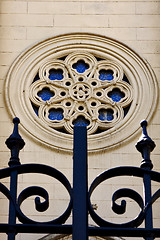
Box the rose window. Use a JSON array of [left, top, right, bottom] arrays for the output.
[[5, 33, 158, 151], [29, 52, 133, 135]]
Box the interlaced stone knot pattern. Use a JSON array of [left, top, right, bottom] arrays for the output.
[[29, 51, 133, 135]]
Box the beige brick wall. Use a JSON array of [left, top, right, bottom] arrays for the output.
[[0, 1, 160, 240]]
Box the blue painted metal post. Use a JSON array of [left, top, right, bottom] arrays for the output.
[[73, 126, 88, 240], [8, 170, 18, 240], [143, 173, 153, 240], [5, 118, 25, 240], [136, 120, 156, 240]]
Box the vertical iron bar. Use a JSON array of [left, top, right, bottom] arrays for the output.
[[143, 173, 153, 240], [8, 169, 18, 240], [136, 120, 156, 240], [73, 126, 88, 240], [5, 118, 25, 240]]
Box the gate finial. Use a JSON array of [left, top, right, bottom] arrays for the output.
[[5, 117, 25, 167], [135, 120, 155, 169]]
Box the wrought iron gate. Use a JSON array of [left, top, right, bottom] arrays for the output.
[[0, 118, 160, 240]]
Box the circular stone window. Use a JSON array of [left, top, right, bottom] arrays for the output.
[[5, 33, 158, 152]]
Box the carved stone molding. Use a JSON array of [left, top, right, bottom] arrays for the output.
[[5, 33, 158, 152]]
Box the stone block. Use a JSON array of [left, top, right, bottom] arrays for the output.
[[152, 109, 160, 125], [0, 39, 34, 52], [0, 234, 7, 240], [0, 1, 27, 14], [0, 27, 27, 40], [0, 14, 53, 27], [137, 28, 160, 41], [82, 2, 135, 15], [109, 15, 160, 28], [143, 53, 160, 68], [0, 52, 17, 67], [136, 2, 160, 15], [54, 15, 109, 27], [0, 65, 10, 80], [28, 2, 81, 14], [0, 122, 12, 137], [125, 41, 160, 54], [27, 27, 54, 40], [150, 124, 160, 140]]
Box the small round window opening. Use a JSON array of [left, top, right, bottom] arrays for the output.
[[30, 52, 133, 135], [5, 33, 158, 151]]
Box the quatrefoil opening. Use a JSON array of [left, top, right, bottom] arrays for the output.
[[29, 51, 133, 135], [49, 69, 64, 80]]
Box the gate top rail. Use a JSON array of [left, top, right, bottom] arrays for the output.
[[0, 118, 160, 240]]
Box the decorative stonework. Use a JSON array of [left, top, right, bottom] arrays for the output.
[[29, 52, 133, 135], [40, 234, 120, 240], [5, 33, 158, 151]]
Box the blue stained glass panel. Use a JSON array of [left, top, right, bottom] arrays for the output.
[[48, 108, 64, 120], [99, 70, 114, 81], [98, 109, 114, 121], [108, 88, 125, 102], [38, 88, 54, 101], [73, 116, 90, 126], [73, 60, 89, 73], [49, 69, 63, 80]]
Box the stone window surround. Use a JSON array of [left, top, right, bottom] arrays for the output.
[[5, 33, 158, 152]]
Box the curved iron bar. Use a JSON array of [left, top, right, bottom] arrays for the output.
[[0, 163, 73, 225], [112, 188, 144, 215], [1, 163, 160, 228], [18, 186, 49, 212], [88, 166, 160, 228], [0, 182, 11, 201], [144, 189, 160, 213]]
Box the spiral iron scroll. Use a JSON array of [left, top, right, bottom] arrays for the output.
[[0, 164, 72, 225], [0, 165, 160, 227], [88, 166, 160, 228]]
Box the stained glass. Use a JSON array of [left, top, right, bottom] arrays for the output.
[[49, 69, 63, 80], [99, 69, 113, 81], [73, 116, 90, 126], [48, 108, 64, 120], [108, 88, 125, 102], [38, 88, 54, 101], [98, 109, 114, 121], [73, 60, 89, 73]]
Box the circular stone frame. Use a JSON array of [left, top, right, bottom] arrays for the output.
[[5, 33, 158, 152]]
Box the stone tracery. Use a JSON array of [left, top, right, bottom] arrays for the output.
[[5, 33, 158, 151], [29, 52, 133, 135]]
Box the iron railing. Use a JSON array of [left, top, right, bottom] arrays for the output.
[[0, 118, 160, 240]]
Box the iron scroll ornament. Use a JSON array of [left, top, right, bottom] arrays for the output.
[[88, 166, 160, 228], [88, 120, 160, 231], [0, 163, 73, 225], [2, 118, 73, 227], [0, 118, 160, 240]]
